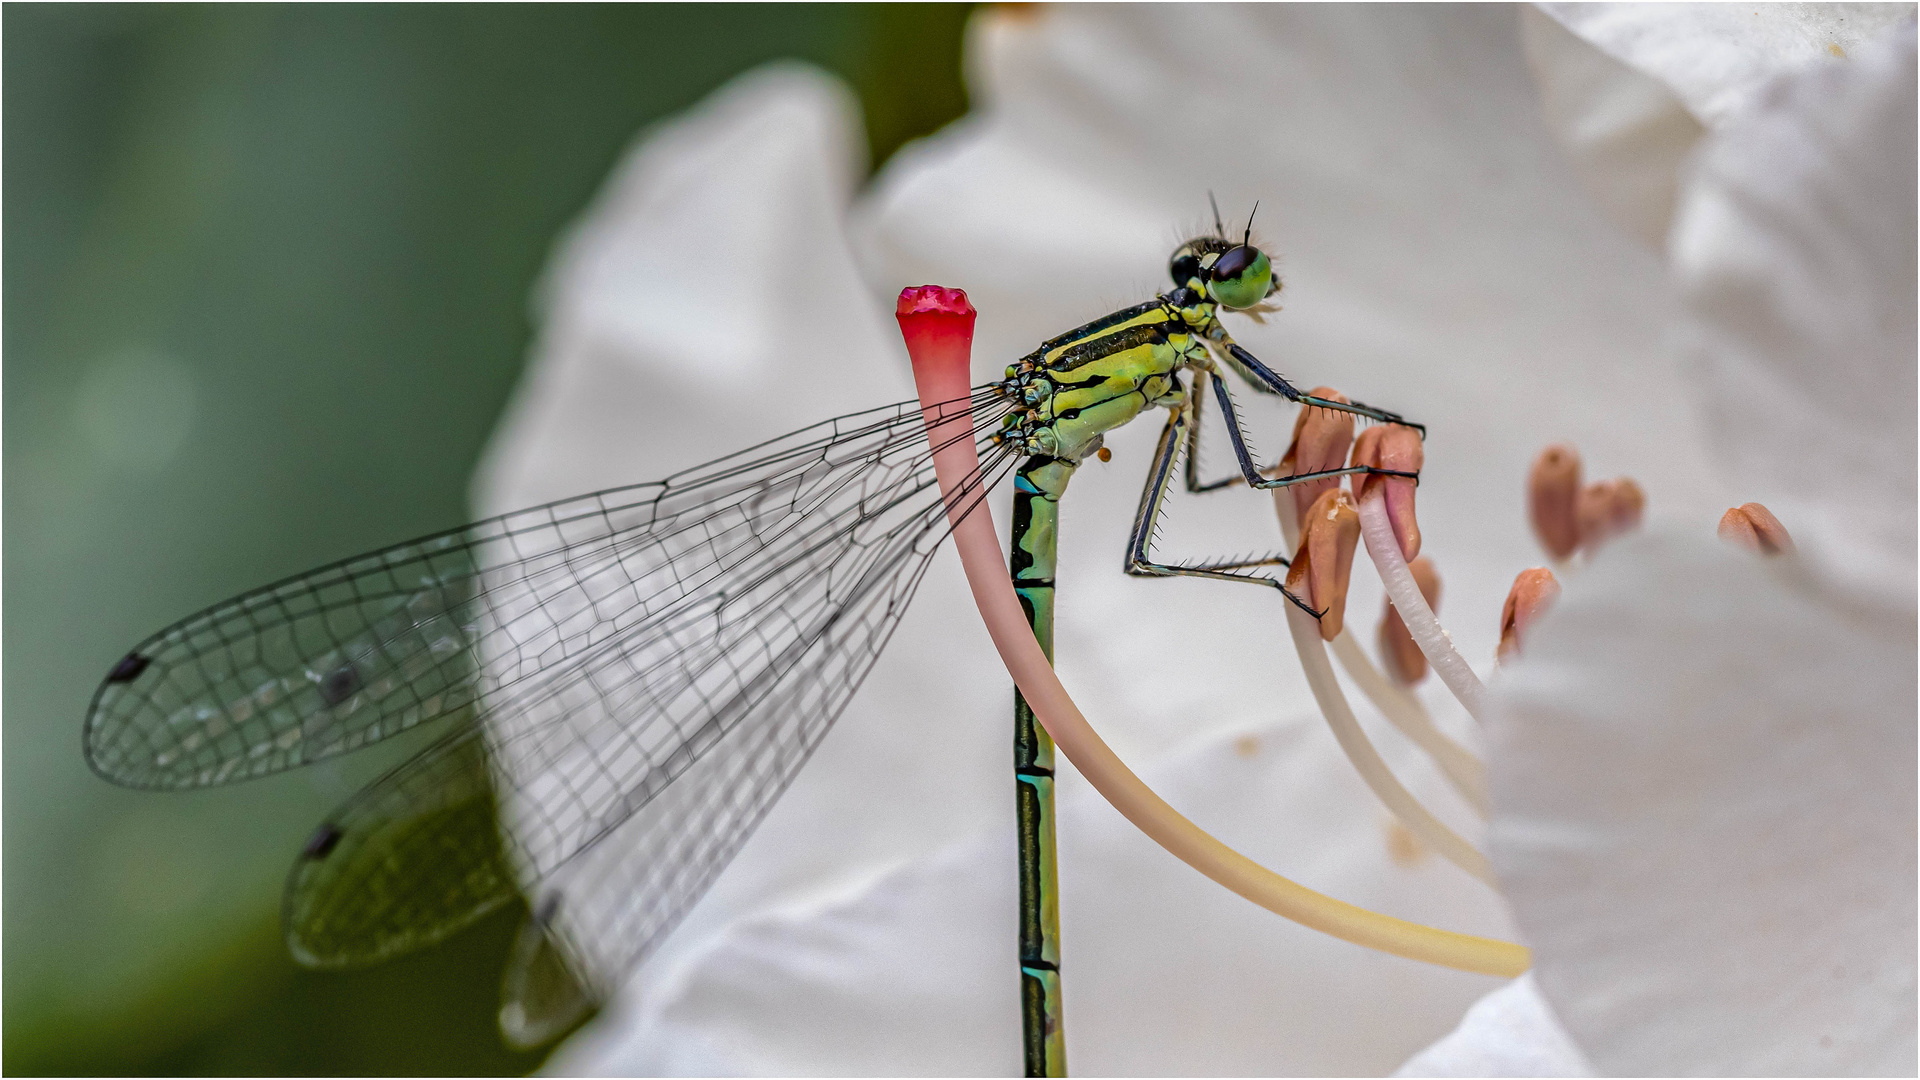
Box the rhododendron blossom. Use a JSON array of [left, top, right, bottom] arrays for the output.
[[473, 6, 1914, 1074]]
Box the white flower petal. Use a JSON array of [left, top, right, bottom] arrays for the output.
[[1393, 973, 1596, 1078], [558, 716, 1517, 1076], [1491, 530, 1918, 1075], [1518, 6, 1704, 250], [475, 61, 892, 511], [1538, 2, 1914, 127], [1670, 21, 1917, 614], [1411, 24, 1917, 1076]]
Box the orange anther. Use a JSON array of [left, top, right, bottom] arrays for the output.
[[1275, 387, 1355, 522], [1498, 567, 1561, 661], [1286, 488, 1362, 641], [1527, 444, 1582, 560], [1379, 555, 1441, 685], [1351, 424, 1423, 559], [1576, 477, 1645, 553], [1717, 502, 1794, 555]]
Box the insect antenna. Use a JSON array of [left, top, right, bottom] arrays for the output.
[[1244, 201, 1259, 247], [1208, 191, 1226, 239]]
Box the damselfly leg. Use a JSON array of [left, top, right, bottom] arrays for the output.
[[1128, 370, 1420, 618]]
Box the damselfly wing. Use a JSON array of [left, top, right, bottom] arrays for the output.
[[87, 389, 1021, 1042]]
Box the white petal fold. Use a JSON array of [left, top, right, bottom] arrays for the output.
[[1393, 973, 1595, 1078], [1491, 531, 1918, 1075], [1669, 20, 1917, 613], [1409, 17, 1917, 1078], [1518, 7, 1704, 251], [1538, 3, 1915, 127], [476, 61, 893, 512]]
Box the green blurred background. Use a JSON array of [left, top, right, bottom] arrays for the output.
[[4, 4, 971, 1073]]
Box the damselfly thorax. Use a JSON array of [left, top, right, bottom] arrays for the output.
[[991, 236, 1262, 464]]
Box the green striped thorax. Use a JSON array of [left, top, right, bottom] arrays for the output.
[[991, 236, 1280, 464]]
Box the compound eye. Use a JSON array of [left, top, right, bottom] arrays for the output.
[[1208, 245, 1272, 308], [1169, 252, 1201, 289]]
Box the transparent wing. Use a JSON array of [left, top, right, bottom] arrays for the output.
[[495, 441, 1013, 1002], [85, 392, 1009, 790], [223, 389, 1017, 978], [86, 536, 482, 789], [498, 907, 597, 1050]]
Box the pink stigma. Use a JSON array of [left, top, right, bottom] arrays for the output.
[[897, 285, 977, 397], [896, 285, 975, 319]]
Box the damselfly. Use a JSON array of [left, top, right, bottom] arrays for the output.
[[84, 209, 1422, 1062]]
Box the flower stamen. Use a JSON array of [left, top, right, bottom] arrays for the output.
[[1283, 498, 1494, 884], [1286, 489, 1362, 640], [1276, 386, 1356, 523], [1379, 555, 1441, 687], [1272, 412, 1488, 816], [1717, 501, 1794, 555], [1497, 567, 1561, 661], [1352, 424, 1423, 558], [1576, 476, 1646, 553], [1353, 430, 1489, 722], [1528, 443, 1582, 561]]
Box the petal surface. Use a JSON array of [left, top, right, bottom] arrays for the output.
[[1670, 22, 1917, 613], [1393, 973, 1595, 1078], [1491, 531, 1918, 1075], [1539, 2, 1914, 127], [557, 715, 1516, 1075], [1518, 6, 1703, 251]]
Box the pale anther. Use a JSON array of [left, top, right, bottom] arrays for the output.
[[1576, 477, 1645, 553], [1276, 386, 1354, 521], [1527, 443, 1582, 560], [1286, 488, 1360, 641], [1498, 567, 1560, 661], [1717, 502, 1793, 555], [1350, 423, 1423, 558]]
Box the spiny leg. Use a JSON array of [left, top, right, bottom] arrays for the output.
[[1211, 330, 1425, 436], [1183, 370, 1254, 495], [1206, 373, 1420, 492], [1123, 405, 1322, 616]]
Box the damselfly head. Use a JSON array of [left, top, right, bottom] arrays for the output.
[[1208, 244, 1275, 309], [1168, 243, 1208, 292], [1167, 237, 1280, 310]]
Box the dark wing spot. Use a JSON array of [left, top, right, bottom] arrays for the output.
[[534, 892, 563, 925], [106, 653, 151, 683], [318, 664, 362, 707], [302, 822, 344, 860]]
